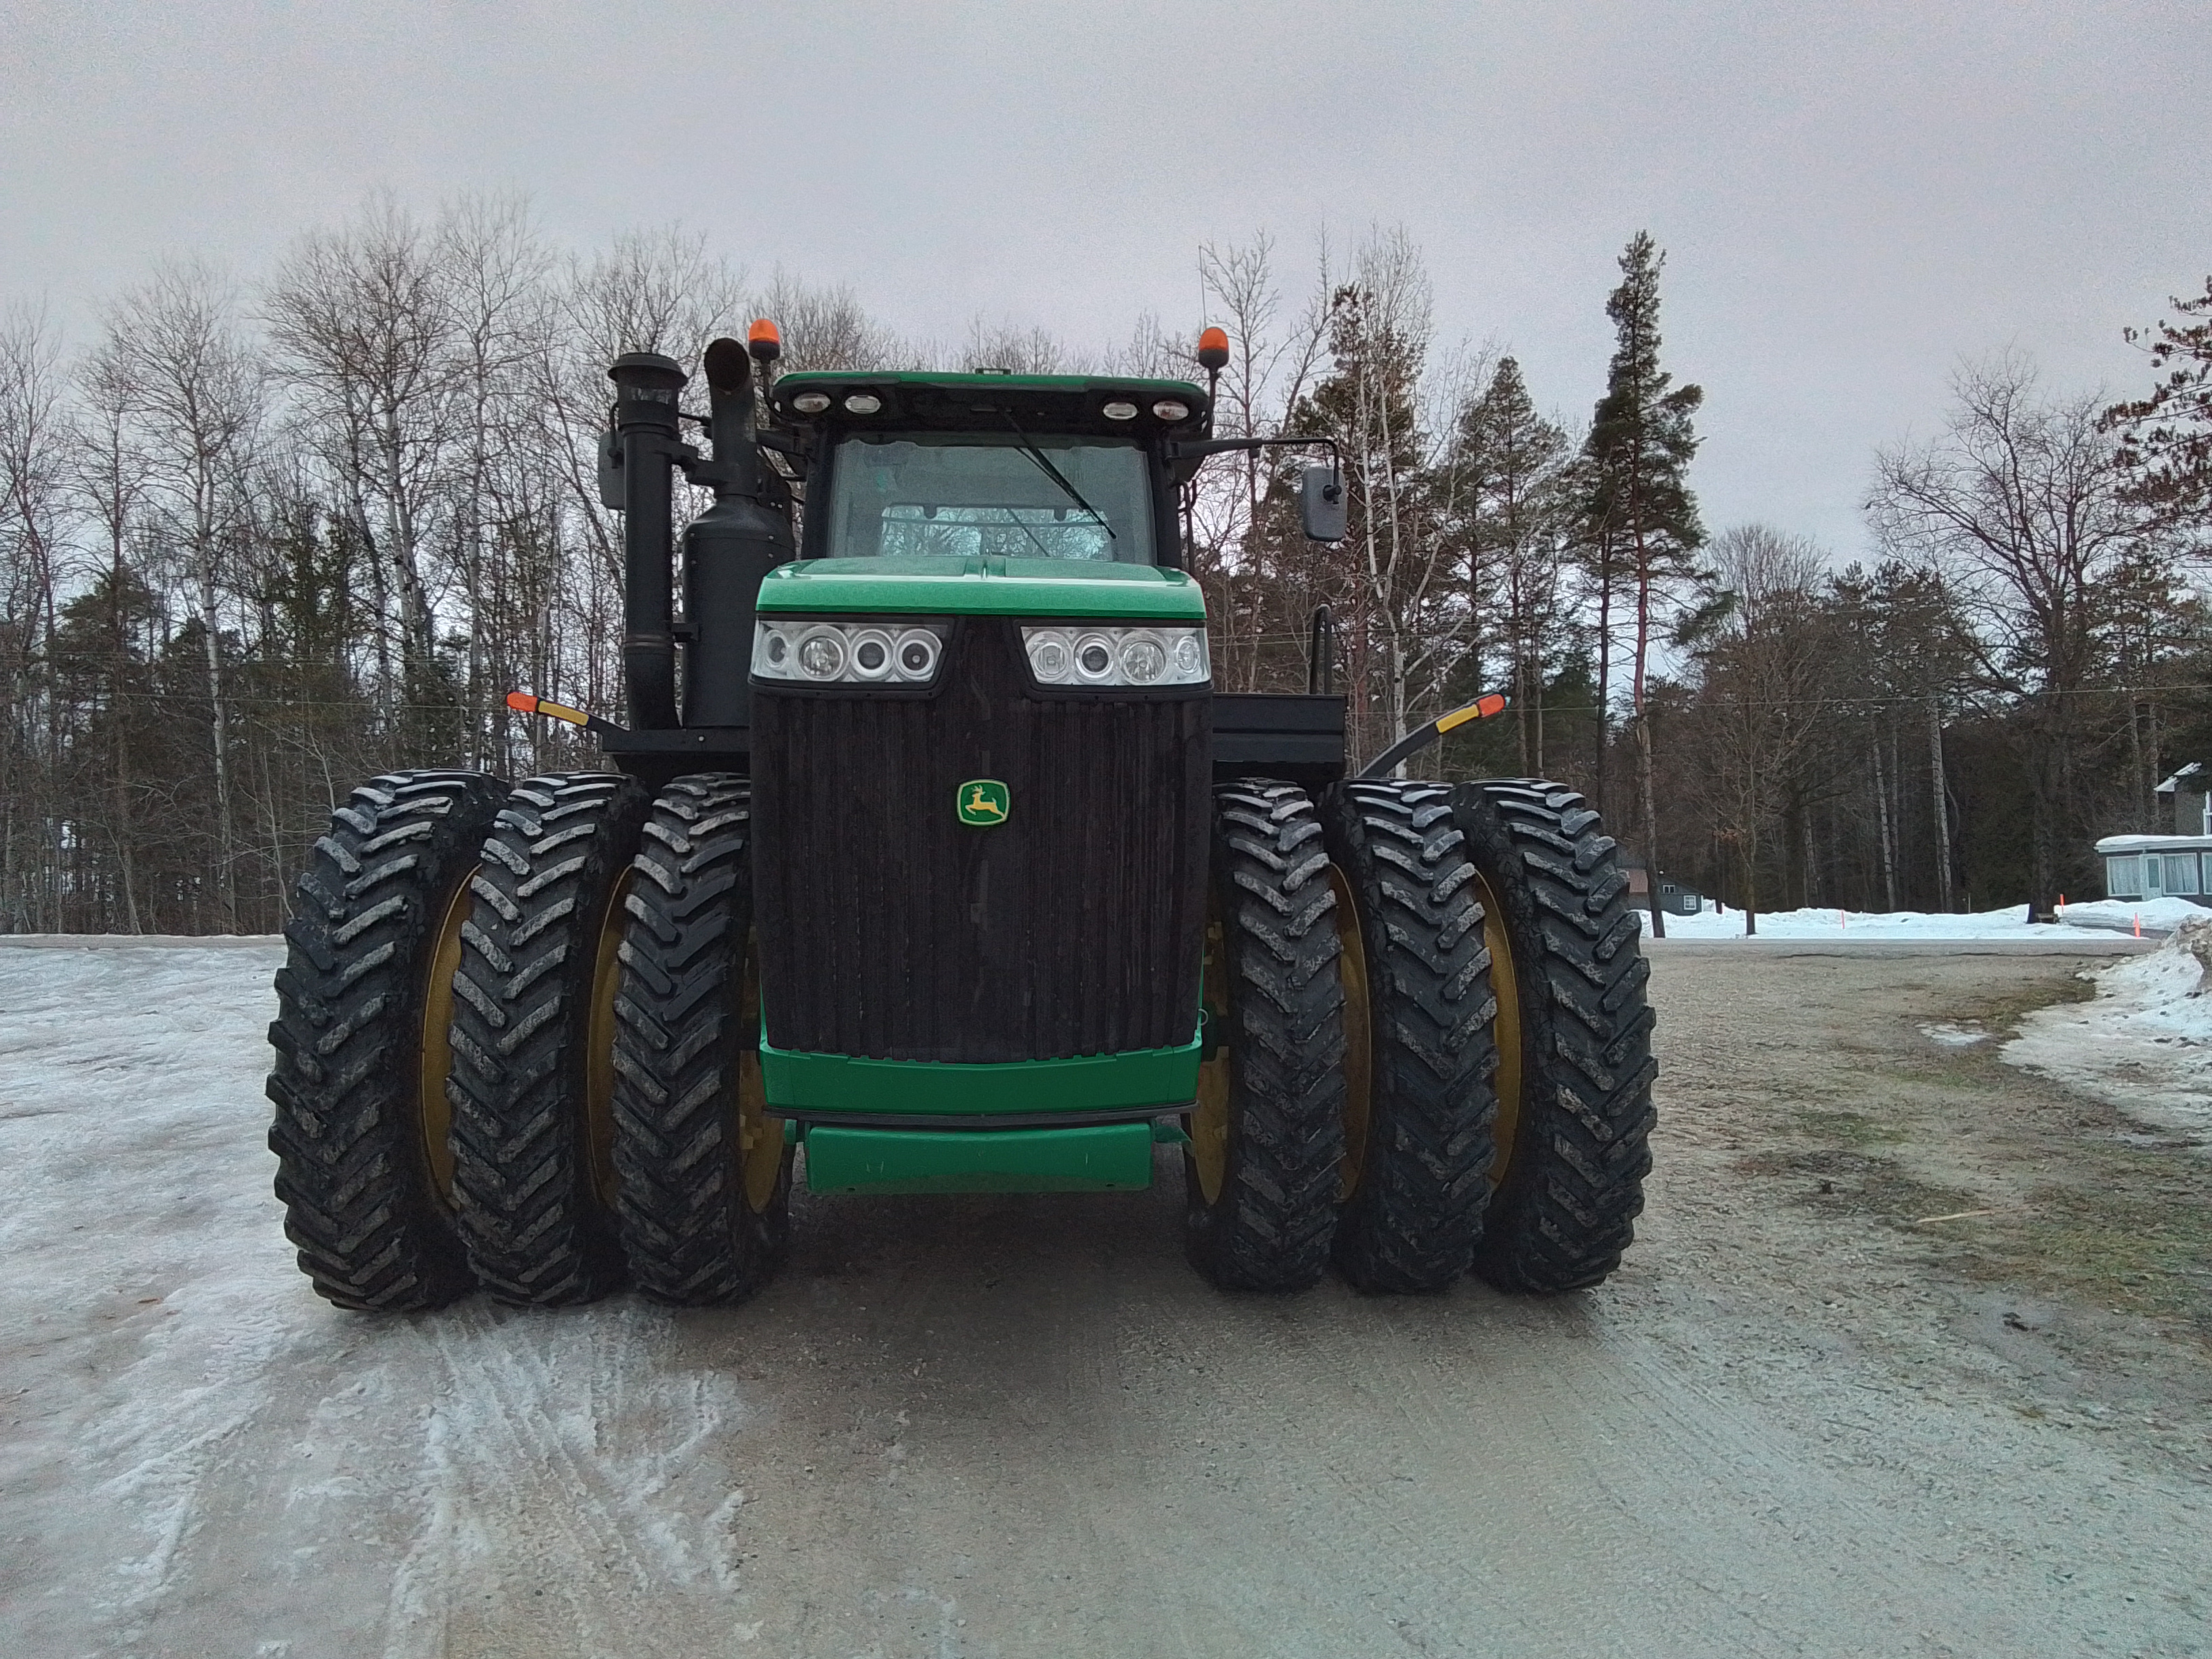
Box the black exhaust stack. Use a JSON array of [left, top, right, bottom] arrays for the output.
[[609, 352, 687, 731]]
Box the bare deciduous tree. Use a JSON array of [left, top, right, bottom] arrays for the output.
[[0, 303, 70, 928], [1689, 525, 1834, 934], [1870, 353, 2139, 912], [108, 262, 265, 928]]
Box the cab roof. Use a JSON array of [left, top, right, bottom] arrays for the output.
[[771, 371, 1210, 440]]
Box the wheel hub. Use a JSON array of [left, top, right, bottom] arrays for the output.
[[1473, 869, 1523, 1186], [415, 872, 472, 1207], [1329, 864, 1374, 1203]]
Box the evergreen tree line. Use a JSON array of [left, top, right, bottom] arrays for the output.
[[1, 196, 2207, 933]]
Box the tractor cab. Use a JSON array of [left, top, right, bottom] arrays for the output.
[[775, 370, 1208, 567]]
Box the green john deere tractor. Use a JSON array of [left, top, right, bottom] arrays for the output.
[[265, 323, 1655, 1309]]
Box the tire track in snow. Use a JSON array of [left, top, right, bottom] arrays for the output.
[[378, 1298, 753, 1658], [0, 945, 304, 1649]]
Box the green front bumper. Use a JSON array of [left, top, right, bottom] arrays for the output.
[[761, 1035, 1201, 1195]]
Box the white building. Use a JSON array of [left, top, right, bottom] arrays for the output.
[[2098, 834, 2212, 903]]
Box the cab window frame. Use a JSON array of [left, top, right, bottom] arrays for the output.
[[801, 428, 1183, 569]]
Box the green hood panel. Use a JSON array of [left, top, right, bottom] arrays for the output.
[[756, 557, 1206, 621]]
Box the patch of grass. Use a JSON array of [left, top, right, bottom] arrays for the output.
[[1793, 1109, 1905, 1147], [1890, 1049, 2010, 1089], [1724, 954, 2212, 1350], [1967, 1181, 2212, 1330], [1951, 972, 2099, 1033]]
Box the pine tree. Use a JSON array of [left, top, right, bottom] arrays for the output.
[[1454, 356, 1574, 773], [1582, 231, 1704, 935], [1282, 268, 1436, 758], [2108, 276, 2212, 550]]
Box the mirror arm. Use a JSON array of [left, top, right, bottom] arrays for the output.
[[1164, 435, 1340, 475]]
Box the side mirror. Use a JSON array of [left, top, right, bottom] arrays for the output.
[[1300, 466, 1346, 543]]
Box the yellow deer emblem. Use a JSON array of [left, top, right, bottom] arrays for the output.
[[957, 779, 1010, 825]]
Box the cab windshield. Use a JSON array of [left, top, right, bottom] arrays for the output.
[[823, 432, 1155, 563]]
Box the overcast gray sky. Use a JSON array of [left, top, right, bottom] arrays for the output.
[[4, 0, 2206, 555]]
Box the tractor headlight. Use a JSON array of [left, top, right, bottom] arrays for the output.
[[848, 627, 895, 680], [796, 628, 847, 680], [1022, 625, 1208, 688], [1025, 630, 1073, 682], [753, 619, 949, 687], [894, 628, 940, 679]]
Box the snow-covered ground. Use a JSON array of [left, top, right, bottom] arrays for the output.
[[0, 941, 773, 1654], [2004, 920, 2212, 1149], [1638, 895, 2202, 939]]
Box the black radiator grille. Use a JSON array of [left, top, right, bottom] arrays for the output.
[[751, 620, 1209, 1063]]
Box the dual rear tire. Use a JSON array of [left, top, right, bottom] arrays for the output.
[[268, 769, 787, 1311], [1185, 775, 1653, 1296]]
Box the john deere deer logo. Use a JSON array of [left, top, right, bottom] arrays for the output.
[[957, 779, 1010, 826]]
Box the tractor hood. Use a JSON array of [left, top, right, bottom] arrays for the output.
[[755, 556, 1206, 621]]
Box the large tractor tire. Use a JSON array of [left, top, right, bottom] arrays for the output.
[[1184, 780, 1347, 1292], [266, 769, 509, 1310], [445, 773, 647, 1306], [610, 775, 792, 1305], [1321, 779, 1499, 1292], [1450, 779, 1656, 1292]]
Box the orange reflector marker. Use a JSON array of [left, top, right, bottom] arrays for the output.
[[506, 691, 591, 729], [1435, 693, 1509, 735]]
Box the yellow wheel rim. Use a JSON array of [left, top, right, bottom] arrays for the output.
[[416, 871, 472, 1208], [583, 867, 631, 1208], [1474, 870, 1523, 1187], [1330, 865, 1373, 1203], [1191, 903, 1230, 1205], [737, 930, 782, 1213]]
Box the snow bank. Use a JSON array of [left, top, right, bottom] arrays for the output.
[[2003, 919, 2212, 1148], [1636, 896, 2201, 941]]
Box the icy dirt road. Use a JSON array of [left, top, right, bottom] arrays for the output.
[[2, 940, 2207, 1658]]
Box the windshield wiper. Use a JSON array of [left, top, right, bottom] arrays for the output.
[[1004, 417, 1116, 541]]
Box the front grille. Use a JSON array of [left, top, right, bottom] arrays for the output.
[[751, 619, 1209, 1063]]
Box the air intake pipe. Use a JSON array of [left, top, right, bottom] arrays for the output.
[[682, 337, 795, 729], [609, 352, 687, 731]]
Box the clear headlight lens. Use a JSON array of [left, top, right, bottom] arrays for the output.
[[754, 619, 948, 686], [894, 628, 940, 679], [1027, 631, 1073, 682], [796, 628, 846, 680], [848, 627, 894, 679], [1023, 625, 1209, 688]]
